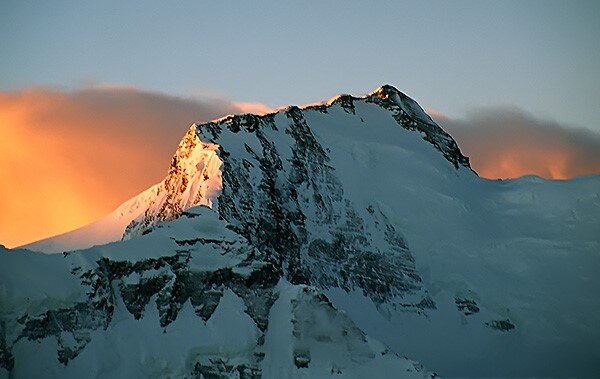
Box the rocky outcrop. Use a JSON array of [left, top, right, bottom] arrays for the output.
[[124, 126, 223, 238]]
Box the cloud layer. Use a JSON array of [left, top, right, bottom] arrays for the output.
[[0, 86, 270, 248], [431, 108, 600, 180]]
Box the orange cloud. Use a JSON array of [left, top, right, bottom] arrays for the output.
[[430, 108, 600, 180], [0, 86, 271, 248], [231, 101, 274, 115]]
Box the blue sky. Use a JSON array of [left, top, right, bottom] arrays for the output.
[[1, 0, 599, 130]]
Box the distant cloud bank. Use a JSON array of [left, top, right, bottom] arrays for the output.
[[430, 108, 600, 180], [0, 86, 270, 247]]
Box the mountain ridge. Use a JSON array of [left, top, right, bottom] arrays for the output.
[[22, 84, 471, 254], [7, 84, 600, 377]]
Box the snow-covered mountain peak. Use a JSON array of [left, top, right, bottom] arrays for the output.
[[367, 83, 406, 101], [118, 85, 473, 241], [367, 85, 432, 120], [121, 123, 223, 239], [26, 84, 473, 253], [10, 85, 600, 377]]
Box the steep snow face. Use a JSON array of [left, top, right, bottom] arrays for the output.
[[0, 207, 434, 379], [323, 173, 600, 377], [10, 84, 600, 376]]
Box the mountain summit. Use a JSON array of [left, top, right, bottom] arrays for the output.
[[4, 85, 600, 378], [23, 85, 471, 254]]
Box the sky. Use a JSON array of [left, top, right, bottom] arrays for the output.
[[1, 1, 599, 130], [1, 1, 600, 247]]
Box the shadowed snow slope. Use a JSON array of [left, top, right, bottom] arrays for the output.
[[4, 85, 600, 377], [1, 207, 433, 378]]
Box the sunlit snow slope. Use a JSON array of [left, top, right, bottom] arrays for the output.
[[4, 85, 600, 377]]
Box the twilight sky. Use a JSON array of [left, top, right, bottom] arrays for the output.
[[2, 1, 599, 130], [1, 1, 600, 247]]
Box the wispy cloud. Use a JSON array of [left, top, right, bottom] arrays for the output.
[[0, 86, 271, 247], [430, 107, 600, 180]]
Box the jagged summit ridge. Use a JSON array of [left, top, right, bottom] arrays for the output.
[[208, 85, 470, 170], [367, 85, 435, 123], [122, 84, 472, 243]]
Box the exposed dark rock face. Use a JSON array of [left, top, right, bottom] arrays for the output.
[[124, 127, 223, 238], [17, 302, 109, 365], [0, 321, 14, 371], [192, 359, 262, 379], [123, 127, 199, 237], [10, 213, 280, 367], [455, 297, 480, 316], [195, 98, 441, 311], [486, 319, 515, 331]]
